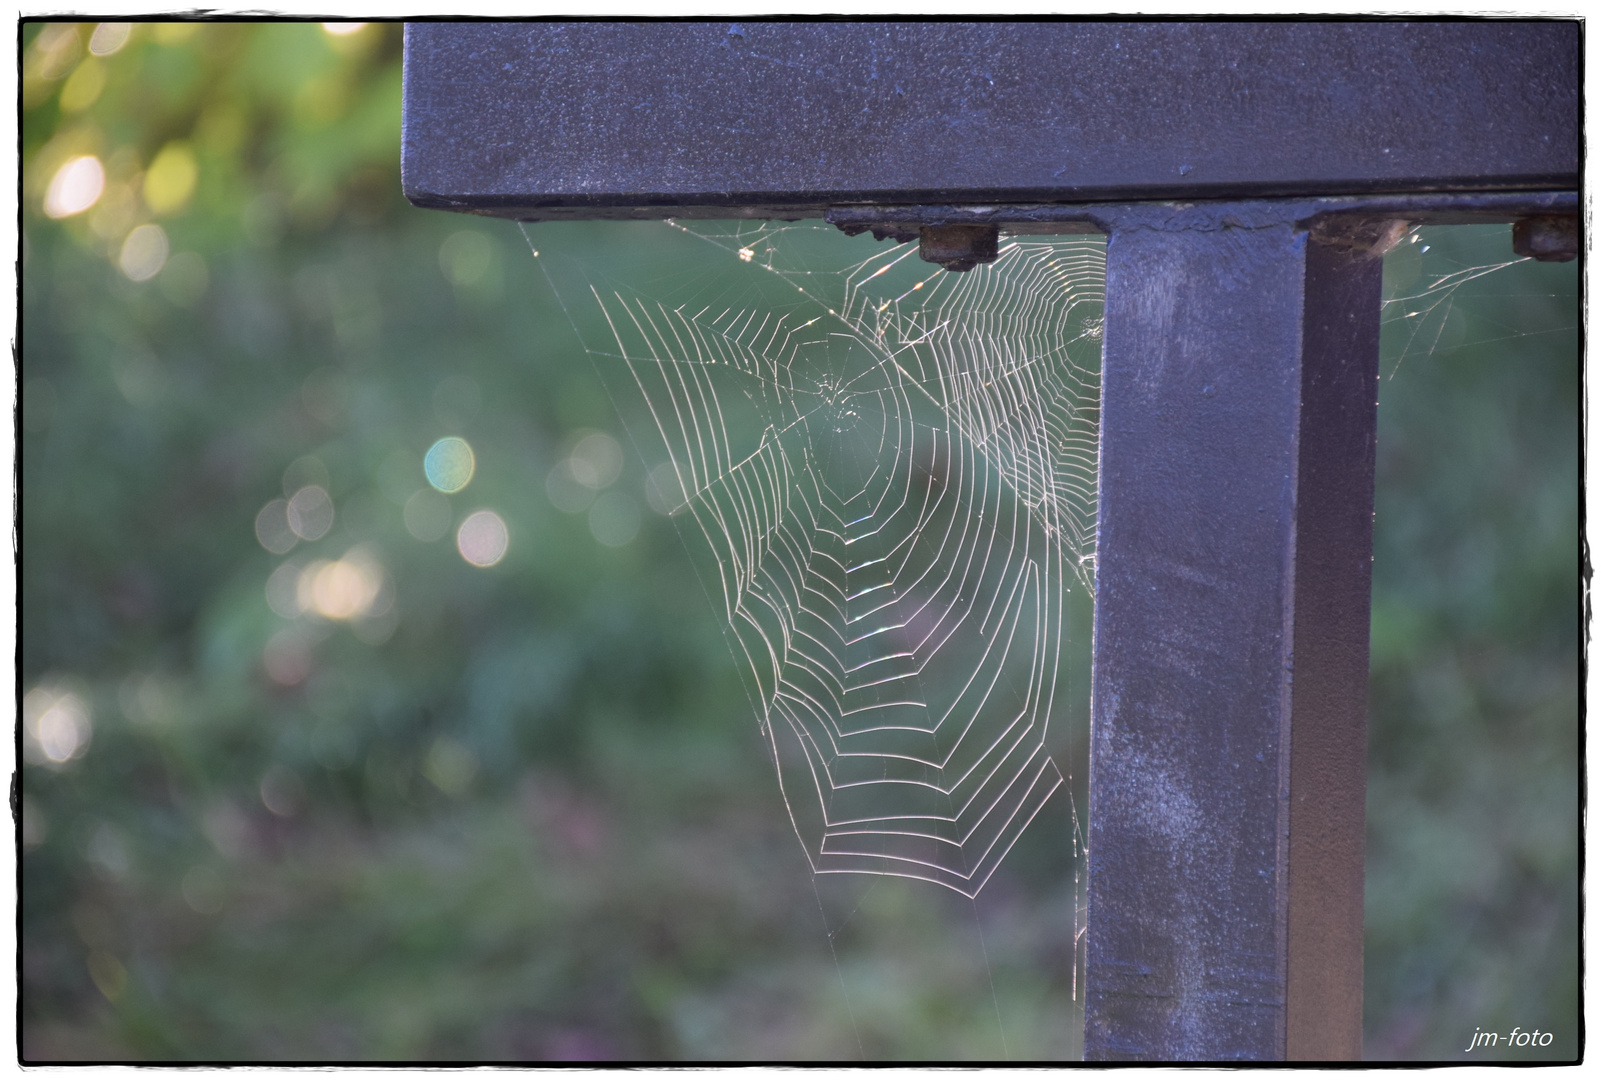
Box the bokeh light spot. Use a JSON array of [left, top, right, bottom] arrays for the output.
[[255, 498, 298, 554], [27, 24, 82, 82], [322, 22, 366, 36], [89, 22, 133, 56], [286, 485, 335, 541], [59, 59, 106, 111], [264, 628, 313, 687], [296, 549, 385, 621], [118, 223, 169, 281], [456, 510, 509, 567], [44, 155, 105, 218], [259, 767, 305, 817], [143, 142, 199, 215], [439, 230, 495, 287], [23, 685, 93, 766], [424, 437, 475, 493], [568, 431, 624, 490], [265, 561, 304, 618]]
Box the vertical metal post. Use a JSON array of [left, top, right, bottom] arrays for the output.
[[1083, 204, 1382, 1061]]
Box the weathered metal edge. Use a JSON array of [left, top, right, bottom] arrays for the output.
[[822, 190, 1581, 235], [406, 188, 1581, 229]]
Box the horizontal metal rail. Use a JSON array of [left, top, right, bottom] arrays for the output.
[[403, 22, 1577, 221]]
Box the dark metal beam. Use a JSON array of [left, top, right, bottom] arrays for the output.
[[1084, 202, 1382, 1061], [402, 21, 1577, 221]]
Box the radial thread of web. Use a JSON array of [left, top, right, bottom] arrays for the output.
[[543, 222, 1103, 897]]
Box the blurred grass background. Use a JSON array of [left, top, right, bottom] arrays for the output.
[[18, 21, 1578, 1062]]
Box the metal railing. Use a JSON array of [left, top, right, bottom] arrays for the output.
[[400, 20, 1579, 1061]]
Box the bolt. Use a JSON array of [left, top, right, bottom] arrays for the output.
[[919, 225, 1000, 272], [1512, 215, 1579, 262]]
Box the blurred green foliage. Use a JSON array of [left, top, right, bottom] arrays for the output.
[[19, 21, 1577, 1063], [1365, 227, 1578, 1061]]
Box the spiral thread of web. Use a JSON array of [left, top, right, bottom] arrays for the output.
[[569, 224, 1102, 896]]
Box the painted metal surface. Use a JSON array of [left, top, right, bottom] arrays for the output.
[[1085, 204, 1381, 1060], [402, 21, 1577, 220], [1284, 229, 1381, 1059]]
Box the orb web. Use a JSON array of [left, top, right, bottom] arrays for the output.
[[531, 221, 1103, 896]]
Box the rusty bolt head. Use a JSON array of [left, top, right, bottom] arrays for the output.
[[919, 225, 1000, 272], [1512, 215, 1579, 262]]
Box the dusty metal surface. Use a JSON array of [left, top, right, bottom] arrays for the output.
[[1084, 203, 1380, 1060], [1284, 229, 1383, 1059], [403, 21, 1577, 220]]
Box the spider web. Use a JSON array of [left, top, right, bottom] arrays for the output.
[[531, 221, 1103, 897], [1379, 223, 1578, 377]]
